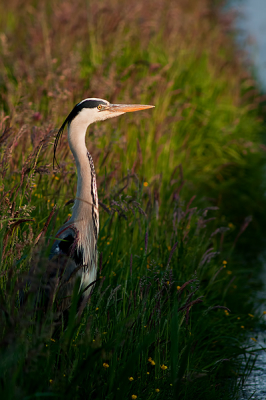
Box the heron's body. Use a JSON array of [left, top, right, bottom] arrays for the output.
[[50, 98, 154, 308], [50, 148, 98, 301]]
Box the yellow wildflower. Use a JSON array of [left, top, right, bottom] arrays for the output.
[[227, 271, 232, 275], [147, 372, 150, 375], [251, 337, 257, 342], [129, 377, 134, 381], [177, 286, 181, 290], [241, 326, 245, 329], [49, 379, 53, 383], [223, 260, 227, 265], [50, 338, 55, 342], [161, 364, 167, 370], [143, 182, 148, 187], [155, 389, 160, 392], [96, 307, 99, 311], [148, 357, 155, 365], [132, 396, 137, 400], [103, 363, 109, 368]]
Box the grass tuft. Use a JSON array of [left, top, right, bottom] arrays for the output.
[[0, 0, 266, 399]]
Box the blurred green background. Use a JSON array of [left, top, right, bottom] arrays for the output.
[[0, 0, 266, 399]]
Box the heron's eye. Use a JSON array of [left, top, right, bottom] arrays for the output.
[[97, 105, 103, 110]]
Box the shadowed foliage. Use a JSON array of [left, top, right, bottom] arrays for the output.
[[0, 0, 266, 399]]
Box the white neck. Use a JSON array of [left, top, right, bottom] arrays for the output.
[[67, 113, 98, 225]]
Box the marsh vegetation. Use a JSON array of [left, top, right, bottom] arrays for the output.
[[0, 0, 266, 399]]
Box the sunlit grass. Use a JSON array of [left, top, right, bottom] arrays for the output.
[[0, 0, 266, 399]]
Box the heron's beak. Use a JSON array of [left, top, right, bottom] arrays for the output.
[[107, 104, 155, 113]]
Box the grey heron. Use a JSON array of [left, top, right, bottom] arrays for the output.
[[49, 98, 154, 311]]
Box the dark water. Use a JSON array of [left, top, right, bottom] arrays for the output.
[[226, 2, 266, 398], [239, 263, 266, 399], [229, 0, 266, 90], [240, 337, 266, 399]]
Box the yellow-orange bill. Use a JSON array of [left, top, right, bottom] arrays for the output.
[[108, 104, 155, 113]]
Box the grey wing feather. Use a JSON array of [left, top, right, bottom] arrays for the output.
[[48, 227, 84, 310]]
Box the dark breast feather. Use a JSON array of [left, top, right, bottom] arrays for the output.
[[50, 227, 83, 267], [46, 227, 84, 309], [87, 151, 99, 241]]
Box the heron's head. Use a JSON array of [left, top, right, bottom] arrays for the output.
[[54, 98, 154, 166], [73, 98, 154, 123]]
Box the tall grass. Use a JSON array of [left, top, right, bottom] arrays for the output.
[[0, 0, 266, 398]]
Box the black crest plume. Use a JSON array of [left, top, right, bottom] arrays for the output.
[[53, 105, 80, 169], [53, 99, 107, 168], [53, 116, 68, 169]]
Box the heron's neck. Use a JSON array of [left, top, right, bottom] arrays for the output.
[[67, 118, 98, 223]]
